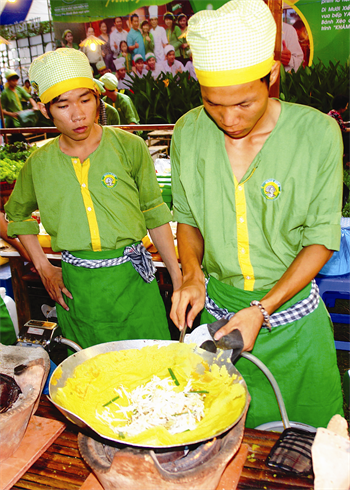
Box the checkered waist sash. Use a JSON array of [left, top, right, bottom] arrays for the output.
[[205, 279, 320, 329], [61, 243, 156, 283]]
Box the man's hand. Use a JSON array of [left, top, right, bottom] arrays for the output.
[[213, 306, 264, 352], [135, 42, 139, 48], [38, 263, 72, 311], [281, 40, 291, 66], [170, 274, 205, 331]]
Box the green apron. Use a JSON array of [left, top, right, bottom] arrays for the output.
[[0, 296, 17, 345], [56, 247, 170, 350], [201, 277, 343, 429]]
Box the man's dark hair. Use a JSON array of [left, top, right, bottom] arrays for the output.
[[332, 95, 349, 111], [114, 16, 122, 23], [130, 14, 139, 22], [44, 89, 99, 121], [260, 72, 271, 87]]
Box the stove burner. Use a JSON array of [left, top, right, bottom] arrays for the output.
[[78, 407, 247, 490]]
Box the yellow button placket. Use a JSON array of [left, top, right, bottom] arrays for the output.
[[233, 174, 255, 291], [71, 158, 102, 252]]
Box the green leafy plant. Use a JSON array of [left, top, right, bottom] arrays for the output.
[[124, 71, 202, 124], [0, 142, 37, 183], [280, 59, 350, 116]]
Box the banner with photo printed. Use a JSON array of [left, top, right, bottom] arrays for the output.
[[51, 0, 169, 23]]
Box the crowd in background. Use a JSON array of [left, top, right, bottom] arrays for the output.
[[60, 8, 196, 87]]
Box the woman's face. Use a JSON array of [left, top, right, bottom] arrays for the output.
[[65, 32, 74, 43], [100, 23, 107, 34], [164, 18, 173, 28], [178, 17, 187, 29], [120, 41, 127, 52], [142, 23, 150, 33]]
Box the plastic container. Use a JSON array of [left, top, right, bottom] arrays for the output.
[[0, 286, 19, 336]]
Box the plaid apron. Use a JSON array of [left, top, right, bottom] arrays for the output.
[[56, 245, 170, 350], [200, 276, 343, 429]]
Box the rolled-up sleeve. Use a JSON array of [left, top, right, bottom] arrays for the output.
[[302, 117, 343, 251], [171, 127, 198, 227], [134, 138, 172, 229]]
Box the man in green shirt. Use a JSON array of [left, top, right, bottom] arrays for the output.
[[5, 48, 181, 350], [170, 0, 343, 429], [1, 69, 38, 127], [100, 72, 140, 125]]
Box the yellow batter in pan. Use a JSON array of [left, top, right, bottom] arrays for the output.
[[53, 343, 246, 446]]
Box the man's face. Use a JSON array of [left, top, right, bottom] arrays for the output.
[[44, 88, 98, 142], [150, 18, 158, 29], [166, 51, 175, 66], [87, 27, 94, 37], [135, 60, 144, 73], [131, 16, 139, 30], [147, 58, 156, 70], [117, 68, 126, 79], [115, 17, 123, 31], [8, 76, 19, 89], [201, 79, 270, 139]]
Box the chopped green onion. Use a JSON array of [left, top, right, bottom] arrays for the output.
[[168, 368, 180, 386], [102, 395, 120, 407], [188, 390, 209, 394]]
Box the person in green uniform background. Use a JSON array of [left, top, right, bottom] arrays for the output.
[[62, 29, 79, 50], [93, 78, 121, 126], [100, 72, 139, 125], [163, 12, 182, 61], [170, 0, 343, 429], [5, 48, 182, 350], [141, 20, 155, 56], [1, 69, 38, 128]]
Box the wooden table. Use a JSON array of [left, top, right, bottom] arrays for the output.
[[10, 396, 314, 490]]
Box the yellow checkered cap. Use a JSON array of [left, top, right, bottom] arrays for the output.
[[29, 48, 95, 103], [187, 0, 276, 87], [100, 73, 119, 91]]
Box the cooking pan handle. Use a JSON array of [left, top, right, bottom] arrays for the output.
[[187, 322, 290, 430]]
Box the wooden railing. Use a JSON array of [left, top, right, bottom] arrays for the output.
[[0, 125, 175, 145]]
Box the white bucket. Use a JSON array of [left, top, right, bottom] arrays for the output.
[[0, 287, 19, 336]]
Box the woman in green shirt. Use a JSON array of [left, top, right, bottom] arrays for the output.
[[141, 20, 155, 55], [163, 12, 182, 59], [5, 48, 181, 350], [118, 41, 133, 73]]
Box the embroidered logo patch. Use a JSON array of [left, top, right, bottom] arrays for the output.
[[261, 179, 281, 200], [102, 173, 118, 188]]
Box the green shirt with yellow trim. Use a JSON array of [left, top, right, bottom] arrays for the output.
[[171, 101, 343, 291], [102, 93, 139, 125], [5, 126, 171, 252], [1, 85, 31, 127]]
